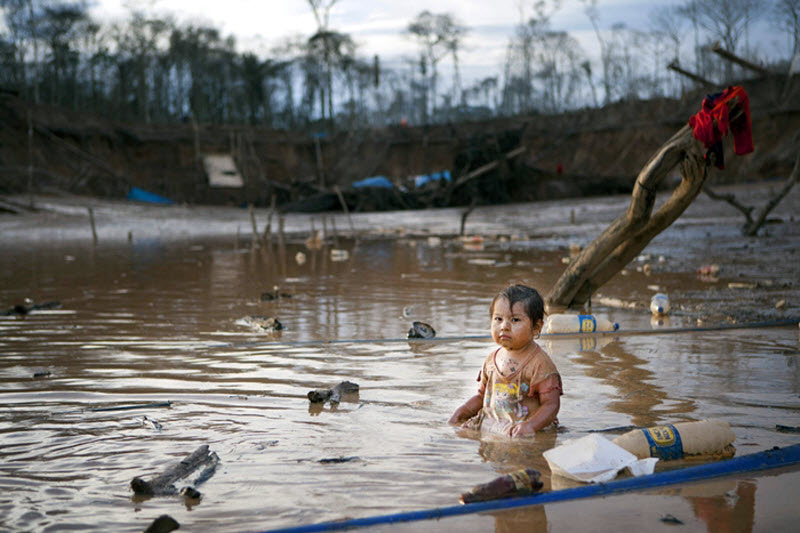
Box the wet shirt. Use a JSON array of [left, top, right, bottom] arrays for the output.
[[465, 343, 562, 436]]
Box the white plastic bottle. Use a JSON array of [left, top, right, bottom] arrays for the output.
[[650, 293, 670, 315], [543, 314, 619, 334]]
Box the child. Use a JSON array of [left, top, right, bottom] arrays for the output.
[[449, 284, 562, 437]]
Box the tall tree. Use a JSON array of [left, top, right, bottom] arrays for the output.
[[406, 10, 466, 121], [690, 0, 764, 80], [771, 0, 800, 56], [305, 0, 342, 126], [650, 4, 686, 94]]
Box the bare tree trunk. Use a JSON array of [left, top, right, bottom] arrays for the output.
[[546, 125, 707, 310]]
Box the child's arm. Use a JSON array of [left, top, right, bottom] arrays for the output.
[[448, 394, 483, 426], [509, 388, 560, 437]]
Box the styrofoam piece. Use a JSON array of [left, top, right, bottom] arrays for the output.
[[544, 434, 658, 483], [627, 457, 659, 476]]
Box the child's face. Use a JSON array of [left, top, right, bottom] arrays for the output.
[[490, 297, 540, 352]]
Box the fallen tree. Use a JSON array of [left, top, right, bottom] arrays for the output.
[[546, 91, 749, 310]]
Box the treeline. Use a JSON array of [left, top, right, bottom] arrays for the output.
[[1, 0, 798, 131]]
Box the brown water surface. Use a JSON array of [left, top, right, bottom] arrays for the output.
[[1, 187, 799, 532]]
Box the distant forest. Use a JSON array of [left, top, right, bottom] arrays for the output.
[[2, 0, 799, 131]]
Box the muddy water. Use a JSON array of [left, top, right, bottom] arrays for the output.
[[1, 190, 799, 532]]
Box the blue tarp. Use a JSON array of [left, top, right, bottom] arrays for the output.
[[351, 176, 394, 189], [414, 170, 451, 188], [127, 187, 175, 205]]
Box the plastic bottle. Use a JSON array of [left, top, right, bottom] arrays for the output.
[[650, 293, 670, 315], [611, 419, 735, 460], [543, 314, 619, 334], [459, 468, 542, 503]]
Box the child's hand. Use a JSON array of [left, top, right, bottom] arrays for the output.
[[509, 421, 537, 438]]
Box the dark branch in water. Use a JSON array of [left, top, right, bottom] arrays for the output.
[[131, 445, 219, 497]]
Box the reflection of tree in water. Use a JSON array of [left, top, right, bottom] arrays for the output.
[[570, 340, 696, 428]]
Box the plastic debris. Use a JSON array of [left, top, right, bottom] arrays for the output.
[[407, 321, 436, 339], [543, 434, 657, 483], [543, 314, 618, 334], [650, 293, 670, 315], [697, 264, 720, 276], [612, 419, 735, 460], [330, 249, 349, 262]]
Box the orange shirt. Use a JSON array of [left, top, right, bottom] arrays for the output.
[[464, 343, 562, 436]]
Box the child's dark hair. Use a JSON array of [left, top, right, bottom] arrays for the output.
[[491, 284, 545, 325]]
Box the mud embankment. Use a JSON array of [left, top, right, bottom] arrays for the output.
[[1, 75, 799, 211]]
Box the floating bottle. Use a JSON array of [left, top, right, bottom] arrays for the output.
[[543, 314, 619, 334], [459, 468, 542, 503], [650, 293, 670, 315], [611, 419, 735, 460]]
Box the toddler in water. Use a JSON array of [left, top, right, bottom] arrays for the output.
[[449, 284, 562, 437]]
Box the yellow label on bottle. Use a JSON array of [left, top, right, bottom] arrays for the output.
[[642, 424, 683, 459], [578, 315, 597, 332], [647, 426, 676, 446]]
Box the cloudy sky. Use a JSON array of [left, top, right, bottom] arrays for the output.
[[90, 0, 782, 88]]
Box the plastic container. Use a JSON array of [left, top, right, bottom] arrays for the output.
[[650, 293, 670, 315], [543, 314, 619, 334], [612, 419, 736, 460]]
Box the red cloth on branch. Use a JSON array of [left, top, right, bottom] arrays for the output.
[[688, 85, 754, 169]]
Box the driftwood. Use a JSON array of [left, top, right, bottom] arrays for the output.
[[131, 445, 219, 497], [547, 125, 709, 309], [2, 299, 61, 315], [547, 93, 756, 309], [704, 147, 800, 236], [307, 381, 359, 404]]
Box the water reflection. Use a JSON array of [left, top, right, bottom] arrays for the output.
[[686, 479, 756, 532]]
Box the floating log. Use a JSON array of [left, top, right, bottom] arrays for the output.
[[131, 445, 219, 496], [308, 381, 360, 404]]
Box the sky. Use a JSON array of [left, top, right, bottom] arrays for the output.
[[89, 0, 783, 89]]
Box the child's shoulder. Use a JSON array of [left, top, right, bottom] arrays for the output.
[[531, 343, 559, 370]]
